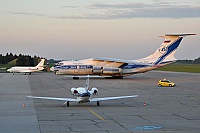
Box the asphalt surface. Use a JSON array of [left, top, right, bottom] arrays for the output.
[[0, 71, 199, 133]]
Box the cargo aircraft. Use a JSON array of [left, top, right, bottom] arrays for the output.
[[50, 34, 196, 79], [27, 75, 138, 106], [7, 59, 45, 75]]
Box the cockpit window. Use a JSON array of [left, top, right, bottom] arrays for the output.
[[54, 62, 64, 67], [56, 63, 64, 66]]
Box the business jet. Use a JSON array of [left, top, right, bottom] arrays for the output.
[[27, 75, 138, 106], [7, 59, 45, 75], [50, 34, 196, 79]]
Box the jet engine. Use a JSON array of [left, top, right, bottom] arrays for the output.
[[92, 66, 103, 74], [102, 67, 121, 74], [92, 66, 121, 75], [89, 87, 98, 95], [71, 88, 78, 95]]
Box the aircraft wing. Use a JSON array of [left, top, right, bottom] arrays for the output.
[[92, 57, 149, 65], [93, 57, 133, 63], [90, 95, 138, 102], [27, 96, 77, 102]]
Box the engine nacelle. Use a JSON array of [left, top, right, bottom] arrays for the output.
[[92, 66, 103, 74], [89, 87, 98, 95], [71, 88, 78, 95], [102, 67, 121, 74]]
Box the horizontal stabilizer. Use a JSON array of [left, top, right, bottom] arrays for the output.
[[159, 33, 196, 37]]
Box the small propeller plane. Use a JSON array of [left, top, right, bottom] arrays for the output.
[[27, 75, 138, 106]]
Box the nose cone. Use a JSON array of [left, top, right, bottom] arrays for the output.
[[50, 67, 54, 71], [7, 69, 11, 72]]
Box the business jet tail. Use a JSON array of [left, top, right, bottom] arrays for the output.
[[36, 59, 45, 67], [138, 34, 196, 66], [35, 59, 45, 71]]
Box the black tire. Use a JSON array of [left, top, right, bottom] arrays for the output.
[[111, 76, 123, 79], [67, 101, 69, 107], [169, 84, 172, 87], [118, 76, 123, 79], [158, 84, 162, 87], [73, 77, 79, 80], [97, 101, 100, 106]]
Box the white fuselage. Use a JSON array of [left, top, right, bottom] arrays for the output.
[[7, 66, 44, 73], [7, 67, 39, 72], [71, 87, 92, 103], [50, 58, 160, 77], [7, 59, 45, 74]]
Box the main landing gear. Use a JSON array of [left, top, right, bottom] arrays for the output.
[[72, 76, 123, 80], [73, 77, 79, 80], [97, 101, 100, 106], [62, 101, 69, 107], [24, 72, 32, 75], [105, 76, 123, 79]]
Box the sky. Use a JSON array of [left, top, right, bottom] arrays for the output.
[[0, 0, 200, 60]]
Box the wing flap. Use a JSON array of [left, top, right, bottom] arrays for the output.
[[27, 96, 77, 102], [90, 95, 138, 102]]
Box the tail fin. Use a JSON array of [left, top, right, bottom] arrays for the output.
[[85, 75, 90, 91], [139, 34, 196, 65], [36, 59, 45, 68]]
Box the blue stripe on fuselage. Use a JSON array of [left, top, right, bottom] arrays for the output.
[[55, 65, 93, 69], [54, 64, 150, 70], [154, 37, 183, 65], [122, 64, 150, 69]]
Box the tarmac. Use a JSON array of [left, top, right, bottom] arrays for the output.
[[0, 71, 199, 133]]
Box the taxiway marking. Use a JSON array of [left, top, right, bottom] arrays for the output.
[[84, 105, 106, 121]]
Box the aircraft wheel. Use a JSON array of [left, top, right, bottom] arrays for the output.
[[112, 76, 123, 79], [73, 77, 79, 80], [97, 101, 100, 106], [118, 76, 123, 79]]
